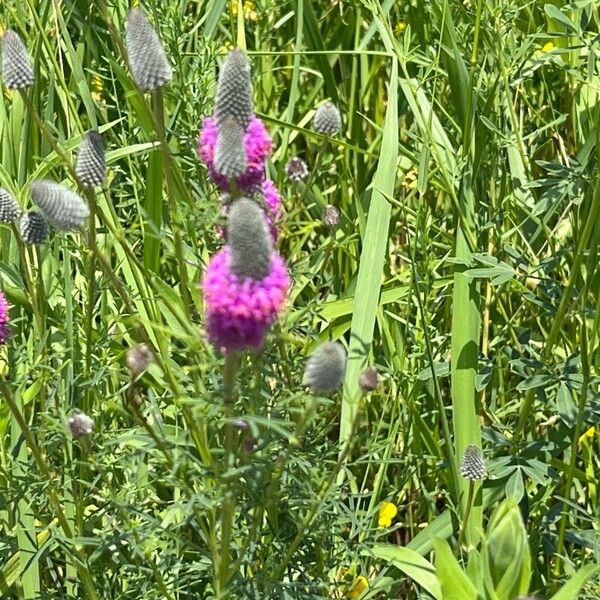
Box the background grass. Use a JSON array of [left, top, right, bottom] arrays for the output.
[[0, 0, 599, 598]]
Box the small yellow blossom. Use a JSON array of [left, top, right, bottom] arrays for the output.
[[395, 21, 408, 35], [378, 501, 398, 528], [91, 75, 104, 103], [231, 0, 258, 21], [579, 426, 595, 443], [346, 576, 368, 599], [541, 42, 555, 53]]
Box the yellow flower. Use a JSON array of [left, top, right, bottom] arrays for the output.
[[378, 501, 398, 528], [579, 426, 595, 442], [231, 0, 258, 21], [91, 75, 104, 103], [541, 42, 555, 53], [346, 576, 368, 599], [395, 21, 408, 35]]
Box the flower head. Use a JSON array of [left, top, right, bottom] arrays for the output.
[[214, 115, 247, 179], [68, 411, 94, 438], [214, 48, 253, 130], [31, 180, 89, 231], [460, 444, 486, 481], [303, 341, 347, 393], [1, 30, 34, 89], [203, 247, 289, 352], [323, 204, 340, 229], [198, 115, 271, 191], [261, 179, 283, 239], [285, 157, 309, 182], [20, 210, 49, 245], [76, 130, 106, 187], [0, 290, 10, 345], [359, 367, 379, 393], [378, 501, 398, 528], [126, 8, 173, 91], [313, 101, 342, 136], [0, 188, 21, 223], [126, 343, 153, 374]]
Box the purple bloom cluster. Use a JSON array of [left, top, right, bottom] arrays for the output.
[[204, 248, 289, 352], [0, 290, 10, 345]]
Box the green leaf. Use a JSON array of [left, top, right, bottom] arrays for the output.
[[371, 544, 442, 600], [549, 563, 600, 600], [433, 538, 477, 600]]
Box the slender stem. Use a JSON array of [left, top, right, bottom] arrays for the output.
[[457, 480, 475, 553]]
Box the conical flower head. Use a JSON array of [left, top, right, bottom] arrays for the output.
[[1, 30, 34, 89], [125, 8, 173, 91], [0, 290, 10, 345], [30, 180, 90, 231], [214, 116, 247, 179], [303, 342, 347, 393], [313, 101, 342, 136], [228, 198, 272, 281], [68, 411, 94, 438], [20, 210, 49, 245], [0, 188, 21, 223], [76, 130, 106, 187], [460, 444, 486, 481], [214, 48, 253, 129], [285, 157, 309, 182]]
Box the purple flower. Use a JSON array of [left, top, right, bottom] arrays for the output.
[[261, 179, 283, 239], [198, 116, 272, 191], [203, 247, 289, 352], [0, 290, 10, 345]]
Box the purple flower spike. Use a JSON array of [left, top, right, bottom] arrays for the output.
[[203, 247, 289, 352], [0, 290, 10, 345], [261, 179, 283, 240], [198, 116, 272, 191]]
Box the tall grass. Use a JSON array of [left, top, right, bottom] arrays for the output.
[[0, 0, 599, 598]]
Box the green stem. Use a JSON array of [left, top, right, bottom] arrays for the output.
[[457, 480, 475, 553]]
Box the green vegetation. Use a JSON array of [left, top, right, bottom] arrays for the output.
[[0, 0, 599, 598]]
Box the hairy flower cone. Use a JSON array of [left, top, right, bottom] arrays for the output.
[[20, 211, 49, 245], [285, 157, 309, 182], [303, 342, 347, 393], [76, 130, 106, 187], [0, 290, 10, 345], [460, 444, 487, 481], [68, 411, 94, 438], [203, 248, 289, 352], [198, 116, 271, 191], [126, 8, 173, 91], [31, 180, 90, 231], [214, 48, 253, 130], [228, 198, 272, 280], [0, 188, 21, 223], [313, 101, 342, 136], [214, 116, 247, 179], [1, 30, 34, 89]]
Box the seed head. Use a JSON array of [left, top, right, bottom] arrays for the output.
[[68, 411, 94, 438], [0, 188, 21, 223], [313, 102, 342, 136], [126, 343, 154, 374], [214, 48, 253, 129], [323, 204, 340, 229], [460, 444, 487, 481], [214, 116, 247, 179], [285, 157, 309, 182], [359, 367, 379, 393], [76, 130, 106, 187], [303, 341, 347, 394], [20, 211, 49, 245], [228, 198, 272, 281], [126, 8, 173, 91], [30, 180, 90, 231], [1, 30, 34, 89]]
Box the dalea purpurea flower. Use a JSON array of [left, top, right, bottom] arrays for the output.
[[214, 115, 248, 179], [76, 130, 106, 187], [0, 188, 21, 223], [68, 411, 94, 438], [460, 444, 487, 481], [125, 7, 172, 91], [203, 199, 289, 352], [303, 341, 347, 393], [285, 157, 309, 182], [313, 101, 342, 136], [214, 48, 253, 130], [1, 30, 34, 90], [198, 115, 271, 191], [20, 210, 49, 245], [30, 180, 90, 231], [0, 290, 10, 345], [126, 343, 154, 374]]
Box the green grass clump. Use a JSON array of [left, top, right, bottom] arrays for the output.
[[0, 0, 599, 598]]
